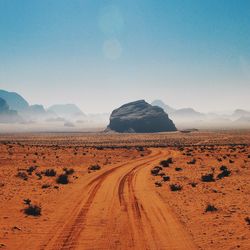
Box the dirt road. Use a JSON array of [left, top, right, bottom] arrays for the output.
[[32, 149, 196, 250]]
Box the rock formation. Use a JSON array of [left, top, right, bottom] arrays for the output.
[[107, 100, 177, 133]]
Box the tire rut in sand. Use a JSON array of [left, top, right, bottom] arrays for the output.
[[43, 150, 161, 250]]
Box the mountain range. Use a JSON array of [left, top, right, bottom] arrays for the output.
[[0, 90, 249, 131], [151, 99, 250, 129]]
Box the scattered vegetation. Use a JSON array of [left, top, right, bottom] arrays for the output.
[[88, 165, 101, 171], [43, 169, 57, 177], [35, 172, 42, 180], [23, 199, 41, 216], [162, 175, 170, 182], [155, 181, 162, 187], [160, 157, 173, 167], [150, 166, 162, 176], [217, 166, 231, 179], [170, 184, 182, 192], [56, 173, 69, 184], [201, 173, 215, 182], [42, 184, 51, 189], [245, 217, 250, 225], [24, 204, 41, 216], [175, 167, 182, 171], [205, 204, 218, 212], [26, 166, 38, 175], [189, 182, 198, 187], [63, 168, 74, 175], [16, 171, 28, 181]]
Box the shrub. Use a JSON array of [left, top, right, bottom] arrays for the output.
[[158, 172, 165, 177], [35, 172, 42, 180], [150, 166, 162, 176], [24, 204, 41, 216], [175, 167, 182, 171], [23, 199, 31, 205], [16, 171, 28, 181], [170, 184, 182, 191], [88, 165, 101, 171], [42, 184, 51, 189], [189, 182, 198, 187], [160, 160, 169, 167], [245, 217, 250, 225], [44, 169, 57, 177], [201, 173, 215, 182], [205, 204, 218, 212], [63, 168, 74, 175], [27, 166, 38, 175], [220, 165, 228, 171], [162, 175, 170, 182], [217, 168, 231, 179], [155, 181, 162, 187], [56, 174, 69, 184]]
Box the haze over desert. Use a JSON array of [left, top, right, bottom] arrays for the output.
[[1, 0, 250, 249]]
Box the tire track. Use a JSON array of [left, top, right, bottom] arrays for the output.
[[43, 150, 161, 250]]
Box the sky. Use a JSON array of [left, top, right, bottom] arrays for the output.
[[0, 0, 250, 113]]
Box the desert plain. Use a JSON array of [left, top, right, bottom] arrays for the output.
[[0, 130, 249, 250]]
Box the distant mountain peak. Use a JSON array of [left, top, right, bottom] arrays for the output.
[[151, 100, 176, 114], [0, 89, 29, 111], [48, 104, 85, 118]]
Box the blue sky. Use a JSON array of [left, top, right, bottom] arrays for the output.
[[0, 0, 249, 113]]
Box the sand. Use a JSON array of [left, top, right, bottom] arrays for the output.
[[0, 130, 249, 249]]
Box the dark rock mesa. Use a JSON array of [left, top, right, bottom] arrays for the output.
[[107, 100, 177, 133]]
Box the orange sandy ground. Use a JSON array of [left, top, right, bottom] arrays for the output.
[[0, 133, 249, 249]]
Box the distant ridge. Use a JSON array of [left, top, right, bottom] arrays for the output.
[[0, 89, 29, 111], [151, 100, 176, 114], [48, 104, 85, 118]]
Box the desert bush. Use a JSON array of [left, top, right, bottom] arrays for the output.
[[229, 159, 234, 163], [150, 166, 162, 176], [189, 182, 198, 187], [245, 217, 250, 225], [170, 184, 182, 191], [42, 184, 51, 189], [158, 172, 165, 177], [88, 165, 101, 171], [27, 166, 38, 175], [23, 199, 31, 205], [56, 174, 69, 184], [217, 167, 231, 179], [35, 172, 42, 180], [63, 168, 74, 175], [16, 171, 28, 181], [220, 165, 228, 171], [201, 173, 215, 182], [160, 158, 173, 167], [162, 175, 170, 182], [44, 169, 57, 177], [205, 204, 218, 212], [24, 204, 41, 216], [175, 167, 182, 171], [155, 181, 162, 187], [137, 146, 144, 151]]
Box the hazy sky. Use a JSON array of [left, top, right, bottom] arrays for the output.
[[0, 0, 250, 113]]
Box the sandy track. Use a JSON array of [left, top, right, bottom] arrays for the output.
[[41, 149, 196, 250]]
